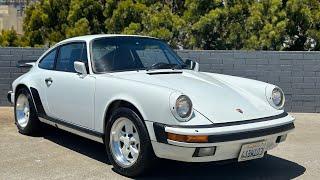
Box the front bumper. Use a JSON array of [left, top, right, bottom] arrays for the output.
[[7, 91, 14, 104], [150, 112, 295, 162]]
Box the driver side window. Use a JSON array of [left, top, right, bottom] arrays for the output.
[[56, 42, 87, 73]]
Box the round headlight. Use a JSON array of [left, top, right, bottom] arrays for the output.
[[266, 85, 285, 109], [272, 88, 284, 106], [175, 95, 193, 118]]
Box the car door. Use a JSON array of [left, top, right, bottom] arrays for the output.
[[44, 42, 95, 129]]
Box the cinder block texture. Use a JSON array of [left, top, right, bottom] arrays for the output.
[[0, 48, 46, 106], [0, 48, 319, 112], [177, 50, 320, 113]]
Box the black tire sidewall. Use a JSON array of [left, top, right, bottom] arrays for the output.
[[105, 107, 154, 177], [14, 88, 40, 135]]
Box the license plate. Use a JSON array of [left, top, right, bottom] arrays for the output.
[[238, 141, 266, 162]]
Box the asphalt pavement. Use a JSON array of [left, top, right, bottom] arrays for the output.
[[0, 107, 319, 179]]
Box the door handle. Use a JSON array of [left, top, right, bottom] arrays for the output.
[[45, 77, 53, 86]]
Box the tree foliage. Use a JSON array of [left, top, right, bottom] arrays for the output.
[[66, 0, 105, 37], [23, 0, 70, 46], [13, 0, 320, 50], [245, 0, 287, 50], [0, 28, 19, 47], [284, 0, 320, 50]]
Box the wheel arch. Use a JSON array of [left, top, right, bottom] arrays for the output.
[[15, 83, 28, 92], [14, 84, 30, 99], [103, 99, 146, 135], [14, 84, 47, 117]]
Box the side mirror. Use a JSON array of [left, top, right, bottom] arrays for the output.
[[74, 61, 88, 76], [185, 59, 199, 72]]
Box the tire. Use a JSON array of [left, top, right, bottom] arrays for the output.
[[105, 107, 155, 177], [14, 88, 40, 135]]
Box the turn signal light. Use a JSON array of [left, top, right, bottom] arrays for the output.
[[167, 133, 208, 143]]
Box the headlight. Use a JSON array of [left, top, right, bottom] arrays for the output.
[[170, 92, 193, 121], [176, 95, 193, 118], [266, 86, 285, 109], [272, 88, 284, 106]]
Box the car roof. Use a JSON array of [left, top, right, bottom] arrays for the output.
[[58, 34, 159, 44]]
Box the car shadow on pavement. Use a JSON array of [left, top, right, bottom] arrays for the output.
[[42, 125, 110, 165], [41, 125, 305, 180], [139, 155, 306, 180]]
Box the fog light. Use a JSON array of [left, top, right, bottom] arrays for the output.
[[193, 147, 216, 157], [276, 134, 287, 143]]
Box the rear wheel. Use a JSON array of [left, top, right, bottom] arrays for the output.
[[105, 107, 155, 177], [14, 88, 40, 135]]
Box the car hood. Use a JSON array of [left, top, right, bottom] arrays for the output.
[[110, 70, 282, 124]]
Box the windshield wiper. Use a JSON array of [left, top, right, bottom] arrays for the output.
[[146, 62, 187, 71], [146, 62, 174, 71], [172, 64, 187, 70]]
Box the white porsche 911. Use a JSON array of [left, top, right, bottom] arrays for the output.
[[8, 34, 295, 177]]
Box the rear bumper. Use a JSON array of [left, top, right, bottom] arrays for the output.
[[150, 112, 295, 162], [7, 91, 14, 104]]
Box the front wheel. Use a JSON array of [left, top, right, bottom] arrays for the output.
[[105, 107, 155, 177]]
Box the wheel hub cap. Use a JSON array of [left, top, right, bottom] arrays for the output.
[[110, 117, 140, 167], [15, 94, 30, 128]]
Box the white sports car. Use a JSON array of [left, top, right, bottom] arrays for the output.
[[8, 35, 295, 177]]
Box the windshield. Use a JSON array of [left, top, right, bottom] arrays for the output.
[[91, 37, 186, 73]]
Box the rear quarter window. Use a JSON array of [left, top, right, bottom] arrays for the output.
[[38, 49, 57, 70]]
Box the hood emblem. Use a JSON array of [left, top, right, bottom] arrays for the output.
[[236, 108, 243, 114]]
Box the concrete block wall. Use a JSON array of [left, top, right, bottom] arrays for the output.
[[177, 50, 320, 113], [0, 47, 319, 112], [0, 48, 46, 106]]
